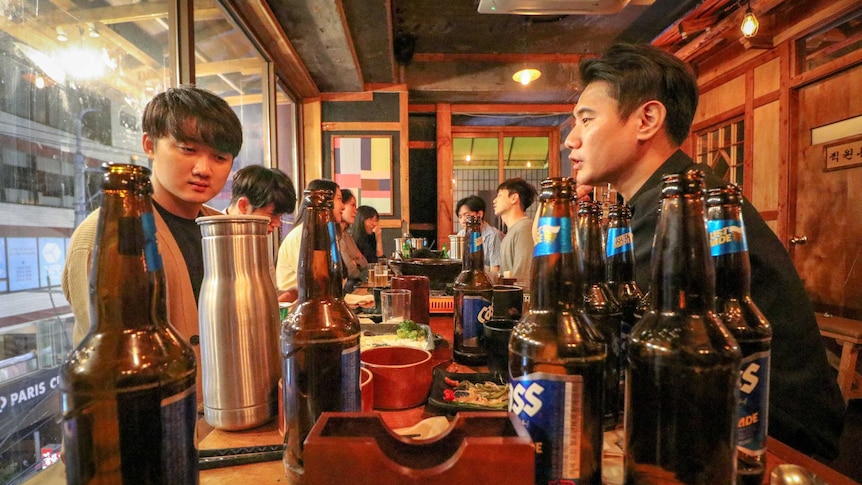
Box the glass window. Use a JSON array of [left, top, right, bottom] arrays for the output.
[[453, 134, 549, 232], [797, 9, 862, 73], [194, 0, 268, 211], [695, 116, 745, 186]]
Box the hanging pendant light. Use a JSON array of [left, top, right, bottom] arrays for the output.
[[740, 1, 759, 38]]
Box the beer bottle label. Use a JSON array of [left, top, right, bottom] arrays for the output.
[[461, 295, 492, 340], [738, 351, 769, 456], [468, 232, 483, 253], [534, 217, 573, 257], [64, 385, 198, 483], [605, 227, 633, 258], [510, 372, 584, 484], [341, 344, 361, 411], [142, 212, 163, 272], [708, 219, 748, 256]]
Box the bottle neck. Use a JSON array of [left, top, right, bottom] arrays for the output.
[[707, 205, 751, 299], [463, 223, 485, 270], [651, 193, 715, 314], [92, 175, 164, 331], [577, 208, 604, 285], [531, 197, 580, 312], [297, 201, 344, 302], [606, 218, 636, 284]]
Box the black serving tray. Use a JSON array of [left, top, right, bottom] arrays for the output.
[[426, 367, 508, 413]]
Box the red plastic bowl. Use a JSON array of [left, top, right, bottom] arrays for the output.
[[360, 346, 433, 410]]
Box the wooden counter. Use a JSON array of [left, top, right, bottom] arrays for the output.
[[24, 316, 856, 485]]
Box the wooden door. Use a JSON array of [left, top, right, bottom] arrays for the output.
[[793, 64, 862, 318]]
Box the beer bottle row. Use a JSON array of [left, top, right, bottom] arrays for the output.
[[505, 172, 771, 485]]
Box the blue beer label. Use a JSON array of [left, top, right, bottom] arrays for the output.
[[341, 344, 361, 411], [708, 219, 748, 256], [605, 227, 633, 258], [534, 217, 573, 257], [141, 212, 163, 272], [510, 372, 585, 484], [461, 295, 492, 339], [328, 221, 341, 263], [738, 352, 769, 457], [468, 232, 483, 253]]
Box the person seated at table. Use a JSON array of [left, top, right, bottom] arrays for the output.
[[493, 178, 537, 292], [62, 85, 242, 406], [565, 43, 844, 459], [456, 195, 504, 276], [339, 189, 368, 292], [351, 205, 384, 264], [225, 165, 297, 301], [275, 179, 343, 301]]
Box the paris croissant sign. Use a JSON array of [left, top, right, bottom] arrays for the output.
[[0, 367, 61, 437]]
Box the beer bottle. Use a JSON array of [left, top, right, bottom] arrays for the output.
[[706, 185, 771, 485], [59, 163, 198, 484], [282, 189, 362, 483], [576, 199, 623, 430], [625, 170, 741, 485], [605, 203, 645, 419], [509, 177, 605, 485], [453, 214, 493, 365]]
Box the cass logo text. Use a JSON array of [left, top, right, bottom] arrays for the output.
[[510, 382, 545, 417]]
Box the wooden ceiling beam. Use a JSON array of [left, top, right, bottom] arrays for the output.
[[413, 53, 589, 64]]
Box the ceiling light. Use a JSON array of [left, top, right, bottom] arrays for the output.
[[513, 68, 541, 85], [465, 154, 471, 162], [87, 23, 100, 38], [56, 26, 68, 42], [740, 2, 759, 38]]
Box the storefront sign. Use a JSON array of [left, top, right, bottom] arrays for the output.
[[0, 367, 61, 438]]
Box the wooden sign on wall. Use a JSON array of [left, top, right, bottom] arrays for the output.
[[825, 136, 862, 171]]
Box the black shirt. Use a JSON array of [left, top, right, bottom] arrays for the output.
[[627, 150, 845, 459], [153, 200, 205, 304]]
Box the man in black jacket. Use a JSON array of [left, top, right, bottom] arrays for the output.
[[564, 43, 844, 459]]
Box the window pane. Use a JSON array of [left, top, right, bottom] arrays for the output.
[[195, 0, 266, 211]]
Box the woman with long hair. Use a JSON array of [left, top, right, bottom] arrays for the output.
[[340, 189, 368, 292], [350, 205, 383, 264]]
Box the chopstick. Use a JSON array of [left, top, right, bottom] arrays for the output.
[[198, 444, 284, 470]]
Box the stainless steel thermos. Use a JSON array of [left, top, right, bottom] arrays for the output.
[[197, 214, 280, 430]]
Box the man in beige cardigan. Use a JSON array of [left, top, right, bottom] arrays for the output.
[[62, 86, 243, 405]]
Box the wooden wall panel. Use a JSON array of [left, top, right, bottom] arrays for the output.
[[795, 64, 862, 317], [694, 75, 745, 125], [752, 101, 780, 214], [753, 58, 780, 99]]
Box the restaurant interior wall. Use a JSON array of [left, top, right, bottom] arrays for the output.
[[688, 1, 862, 320]]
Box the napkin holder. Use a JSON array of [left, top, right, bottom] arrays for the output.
[[304, 411, 534, 484]]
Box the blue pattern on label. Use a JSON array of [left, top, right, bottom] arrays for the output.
[[738, 352, 769, 455], [708, 219, 748, 256], [510, 372, 584, 484], [160, 388, 198, 482], [605, 227, 633, 258], [469, 232, 483, 253], [533, 217, 573, 257], [341, 345, 361, 411], [461, 295, 492, 339], [141, 212, 163, 272]]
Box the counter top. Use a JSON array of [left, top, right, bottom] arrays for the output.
[[23, 316, 856, 485]]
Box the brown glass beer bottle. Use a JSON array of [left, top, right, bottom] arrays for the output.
[[625, 171, 742, 485], [282, 189, 362, 483], [576, 199, 623, 430], [509, 177, 605, 485], [706, 185, 771, 485], [453, 214, 494, 365], [59, 163, 198, 484]]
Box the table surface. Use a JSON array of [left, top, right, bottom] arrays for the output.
[[24, 314, 856, 485]]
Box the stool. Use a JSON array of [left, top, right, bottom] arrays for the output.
[[816, 313, 862, 401]]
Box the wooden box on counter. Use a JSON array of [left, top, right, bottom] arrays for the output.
[[303, 411, 535, 484]]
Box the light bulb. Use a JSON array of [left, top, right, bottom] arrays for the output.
[[466, 154, 472, 162], [740, 7, 759, 38]]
